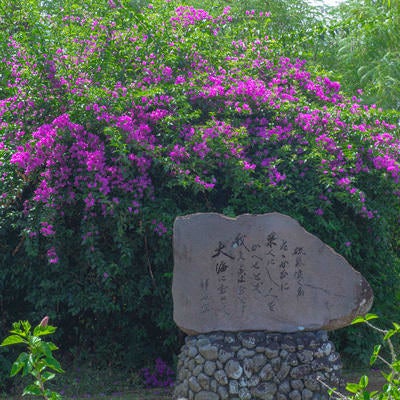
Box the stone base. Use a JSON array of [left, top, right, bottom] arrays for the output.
[[173, 331, 342, 400]]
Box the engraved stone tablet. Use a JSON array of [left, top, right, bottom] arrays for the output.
[[172, 213, 373, 334]]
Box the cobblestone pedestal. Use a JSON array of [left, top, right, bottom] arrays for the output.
[[173, 331, 342, 400]]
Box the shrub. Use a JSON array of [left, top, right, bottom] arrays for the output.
[[0, 0, 399, 378]]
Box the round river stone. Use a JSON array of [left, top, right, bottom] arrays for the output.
[[173, 331, 343, 400]]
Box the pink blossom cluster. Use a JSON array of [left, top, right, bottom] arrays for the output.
[[0, 2, 399, 264], [10, 114, 152, 211], [170, 6, 214, 27]]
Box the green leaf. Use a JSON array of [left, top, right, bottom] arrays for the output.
[[363, 391, 371, 400], [23, 383, 42, 396], [10, 351, 29, 377], [48, 391, 63, 400], [364, 313, 379, 321], [384, 329, 396, 340], [351, 316, 367, 325], [11, 321, 23, 331], [359, 375, 369, 389], [33, 325, 57, 337], [21, 321, 31, 334], [370, 344, 381, 365], [346, 383, 361, 393], [381, 371, 392, 381], [44, 356, 64, 373], [382, 383, 391, 393], [23, 353, 35, 376], [42, 371, 56, 382], [390, 360, 400, 371], [40, 341, 53, 358], [392, 322, 400, 331], [10, 362, 24, 377], [10, 352, 29, 377], [351, 314, 378, 325], [0, 334, 27, 347], [47, 341, 59, 351]]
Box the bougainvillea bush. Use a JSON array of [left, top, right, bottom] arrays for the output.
[[0, 0, 399, 378]]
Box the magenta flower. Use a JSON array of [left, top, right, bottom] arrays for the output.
[[40, 222, 56, 237], [243, 161, 256, 171], [47, 247, 59, 264]]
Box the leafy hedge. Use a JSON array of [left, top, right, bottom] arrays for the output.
[[0, 0, 399, 386]]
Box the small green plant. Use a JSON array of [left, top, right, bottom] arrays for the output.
[[0, 317, 64, 400], [326, 313, 400, 400]]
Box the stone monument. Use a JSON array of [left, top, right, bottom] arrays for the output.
[[172, 213, 373, 400]]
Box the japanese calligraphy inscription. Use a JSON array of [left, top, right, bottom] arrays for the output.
[[172, 213, 373, 335]]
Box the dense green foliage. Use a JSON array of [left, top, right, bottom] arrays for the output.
[[299, 0, 400, 111], [0, 0, 399, 391]]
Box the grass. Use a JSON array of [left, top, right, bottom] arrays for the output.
[[0, 361, 173, 400], [0, 388, 172, 400], [0, 367, 388, 400]]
